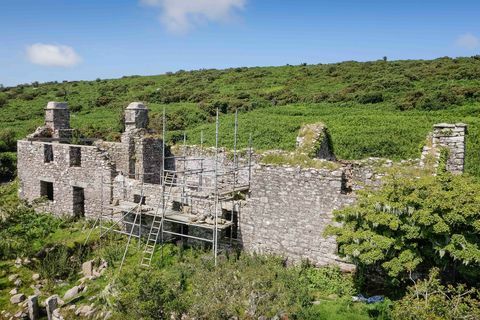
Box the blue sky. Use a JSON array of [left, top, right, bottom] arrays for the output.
[[1, 0, 479, 86]]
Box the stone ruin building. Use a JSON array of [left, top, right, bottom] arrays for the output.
[[17, 101, 467, 269]]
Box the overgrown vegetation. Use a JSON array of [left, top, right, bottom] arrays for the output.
[[2, 168, 480, 319], [2, 56, 480, 318], [327, 168, 480, 300], [2, 56, 480, 179]]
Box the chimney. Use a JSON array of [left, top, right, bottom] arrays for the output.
[[124, 102, 148, 131], [45, 101, 70, 138]]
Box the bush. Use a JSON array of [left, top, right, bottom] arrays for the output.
[[326, 170, 480, 288], [392, 268, 480, 320], [0, 185, 64, 258], [95, 95, 113, 107], [356, 91, 384, 104], [0, 129, 16, 152], [0, 152, 16, 181], [0, 94, 7, 107], [303, 265, 355, 297], [38, 245, 72, 280]]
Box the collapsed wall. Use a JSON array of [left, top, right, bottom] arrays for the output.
[[421, 123, 467, 174]]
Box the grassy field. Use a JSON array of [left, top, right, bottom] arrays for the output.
[[1, 56, 480, 177]]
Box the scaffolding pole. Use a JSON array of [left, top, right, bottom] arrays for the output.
[[87, 105, 254, 269], [161, 107, 166, 260], [214, 108, 219, 266]]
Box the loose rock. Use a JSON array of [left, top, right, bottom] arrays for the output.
[[82, 260, 94, 277], [8, 274, 19, 282], [10, 293, 26, 304], [14, 279, 22, 287]]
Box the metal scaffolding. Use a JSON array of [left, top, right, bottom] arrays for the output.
[[86, 108, 252, 269]]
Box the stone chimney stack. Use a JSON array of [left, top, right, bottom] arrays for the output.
[[45, 101, 70, 138], [432, 123, 467, 174], [124, 102, 148, 131]]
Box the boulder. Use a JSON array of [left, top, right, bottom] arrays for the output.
[[10, 293, 26, 304], [9, 288, 18, 295], [32, 273, 40, 281]]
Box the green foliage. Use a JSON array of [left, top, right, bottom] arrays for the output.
[[113, 247, 365, 320], [0, 182, 64, 258], [0, 93, 7, 108], [1, 58, 480, 175], [98, 239, 124, 268], [0, 152, 16, 181], [300, 298, 392, 320], [303, 265, 356, 297], [392, 268, 480, 320], [326, 170, 480, 288], [38, 245, 71, 280], [0, 129, 16, 152], [38, 243, 90, 281]]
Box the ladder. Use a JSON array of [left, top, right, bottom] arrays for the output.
[[140, 171, 175, 267]]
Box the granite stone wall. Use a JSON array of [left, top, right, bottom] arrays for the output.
[[17, 140, 115, 218], [239, 164, 356, 268]]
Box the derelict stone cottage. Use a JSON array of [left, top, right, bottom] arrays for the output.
[[16, 101, 467, 268]]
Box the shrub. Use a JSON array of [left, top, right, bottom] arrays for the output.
[[0, 152, 16, 181], [303, 265, 355, 297], [326, 171, 480, 288], [99, 240, 125, 268], [38, 245, 72, 280], [95, 95, 113, 107], [0, 198, 63, 258], [356, 91, 384, 104], [0, 129, 17, 152], [0, 94, 7, 107], [392, 268, 480, 320]]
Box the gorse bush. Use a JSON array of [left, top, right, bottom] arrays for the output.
[[326, 169, 480, 289]]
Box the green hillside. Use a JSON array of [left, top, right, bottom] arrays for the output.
[[2, 56, 480, 178]]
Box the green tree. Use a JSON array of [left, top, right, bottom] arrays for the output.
[[326, 170, 480, 286]]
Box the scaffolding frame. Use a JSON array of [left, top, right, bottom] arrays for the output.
[[86, 108, 252, 268]]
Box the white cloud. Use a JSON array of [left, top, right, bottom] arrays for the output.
[[456, 33, 480, 50], [140, 0, 246, 34], [26, 43, 82, 67]]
